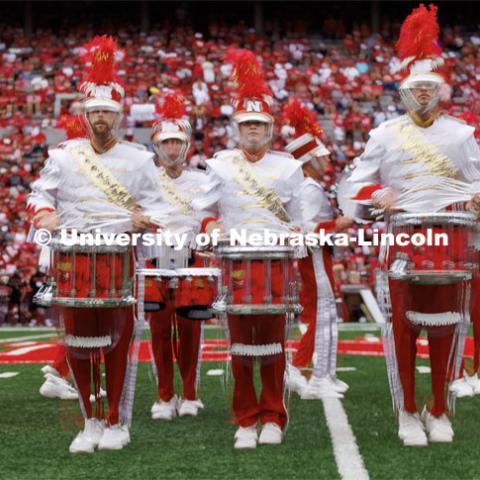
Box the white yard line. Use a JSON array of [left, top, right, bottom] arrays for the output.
[[322, 397, 369, 480], [0, 372, 19, 378], [2, 344, 54, 356], [0, 327, 55, 332], [0, 333, 56, 345]]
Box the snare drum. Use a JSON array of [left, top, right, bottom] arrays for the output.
[[136, 267, 176, 312], [388, 212, 478, 285], [172, 267, 220, 320], [213, 244, 301, 315], [51, 239, 135, 308]]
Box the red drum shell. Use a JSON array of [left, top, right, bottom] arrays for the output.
[[55, 251, 133, 300], [174, 269, 219, 309]]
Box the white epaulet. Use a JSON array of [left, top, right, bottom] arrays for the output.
[[269, 150, 295, 159], [443, 115, 467, 125], [50, 137, 87, 151], [213, 148, 239, 159], [382, 115, 407, 128], [120, 140, 148, 151]]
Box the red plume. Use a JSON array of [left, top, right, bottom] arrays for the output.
[[58, 115, 87, 140], [156, 92, 187, 119], [81, 35, 120, 84], [224, 48, 271, 101], [283, 97, 323, 138], [396, 4, 442, 61]]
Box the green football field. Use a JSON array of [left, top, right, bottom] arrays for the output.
[[1, 327, 480, 480]]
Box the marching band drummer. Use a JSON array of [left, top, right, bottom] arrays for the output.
[[38, 115, 87, 402], [192, 49, 304, 449], [282, 98, 353, 399], [340, 5, 480, 446], [148, 90, 212, 421], [27, 36, 174, 453]]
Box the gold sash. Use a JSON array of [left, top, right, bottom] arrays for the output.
[[390, 119, 459, 180], [69, 144, 140, 212], [158, 170, 193, 216], [223, 153, 290, 223]]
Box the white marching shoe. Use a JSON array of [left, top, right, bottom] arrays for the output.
[[285, 364, 308, 395], [449, 377, 475, 398], [151, 395, 178, 420], [234, 424, 258, 449], [40, 373, 78, 400], [398, 410, 428, 447], [177, 398, 204, 417], [41, 365, 60, 376], [258, 422, 283, 445], [69, 418, 104, 454], [465, 373, 480, 395], [330, 376, 349, 394], [89, 388, 107, 402], [301, 375, 344, 400], [421, 407, 454, 443], [98, 424, 130, 451]]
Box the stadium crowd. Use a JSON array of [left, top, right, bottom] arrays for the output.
[[1, 19, 479, 325]]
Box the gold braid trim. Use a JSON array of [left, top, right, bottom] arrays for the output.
[[222, 153, 290, 223], [390, 118, 459, 181], [69, 144, 139, 212], [158, 170, 193, 216]]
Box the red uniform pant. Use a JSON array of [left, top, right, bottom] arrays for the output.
[[389, 280, 458, 416], [62, 306, 134, 425], [470, 275, 480, 373], [52, 344, 69, 378], [149, 303, 202, 402], [228, 314, 287, 429]]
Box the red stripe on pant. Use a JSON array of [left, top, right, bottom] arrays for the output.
[[228, 313, 287, 429], [293, 248, 335, 369], [149, 303, 201, 402], [389, 280, 458, 416], [62, 307, 134, 425]]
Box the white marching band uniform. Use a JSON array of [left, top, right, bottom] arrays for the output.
[[346, 115, 480, 208], [194, 149, 304, 233], [29, 139, 172, 233]]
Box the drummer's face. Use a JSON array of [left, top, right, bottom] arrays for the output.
[[161, 138, 184, 161], [313, 154, 330, 174], [304, 154, 329, 180], [87, 110, 117, 135], [239, 121, 268, 152], [410, 83, 438, 106]]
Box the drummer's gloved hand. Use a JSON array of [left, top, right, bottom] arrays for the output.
[[131, 210, 153, 233], [469, 193, 480, 212], [335, 216, 354, 232], [33, 209, 60, 233], [205, 220, 222, 236], [372, 188, 396, 213]]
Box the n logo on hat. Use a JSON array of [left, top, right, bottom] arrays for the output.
[[245, 100, 262, 112]]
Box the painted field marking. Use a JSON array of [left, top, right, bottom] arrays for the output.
[[416, 366, 431, 374], [322, 397, 369, 480], [3, 344, 55, 356], [0, 372, 19, 378], [0, 333, 56, 345]]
